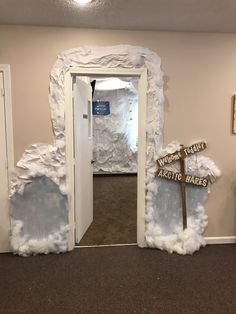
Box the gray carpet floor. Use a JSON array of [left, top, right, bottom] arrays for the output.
[[0, 245, 236, 313], [79, 174, 137, 246]]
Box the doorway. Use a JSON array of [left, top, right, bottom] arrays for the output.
[[0, 65, 13, 253], [75, 75, 139, 246], [65, 67, 147, 249]]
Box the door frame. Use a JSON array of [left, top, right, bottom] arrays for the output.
[[65, 67, 147, 250], [0, 64, 14, 252]]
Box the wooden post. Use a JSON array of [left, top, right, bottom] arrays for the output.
[[180, 157, 187, 230], [156, 142, 208, 231]]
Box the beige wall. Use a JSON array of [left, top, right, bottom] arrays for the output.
[[0, 25, 235, 238]]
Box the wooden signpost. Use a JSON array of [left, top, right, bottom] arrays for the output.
[[156, 142, 208, 230]]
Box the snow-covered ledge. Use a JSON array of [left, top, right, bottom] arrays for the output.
[[10, 45, 220, 256]]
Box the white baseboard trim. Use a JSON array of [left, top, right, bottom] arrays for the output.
[[74, 238, 236, 248], [205, 236, 236, 244]]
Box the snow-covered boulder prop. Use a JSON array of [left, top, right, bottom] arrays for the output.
[[10, 144, 69, 256], [145, 142, 221, 255]]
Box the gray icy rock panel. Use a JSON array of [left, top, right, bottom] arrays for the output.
[[153, 178, 208, 235], [10, 176, 68, 239]]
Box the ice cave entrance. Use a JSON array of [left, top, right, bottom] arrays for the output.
[[64, 68, 147, 248]]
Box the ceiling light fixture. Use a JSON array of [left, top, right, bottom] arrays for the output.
[[74, 0, 93, 5], [95, 78, 132, 91]]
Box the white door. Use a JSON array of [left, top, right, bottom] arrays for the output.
[[73, 77, 93, 243], [0, 71, 11, 252]]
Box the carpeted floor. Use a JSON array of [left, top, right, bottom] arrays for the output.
[[79, 174, 137, 246], [0, 245, 236, 313]]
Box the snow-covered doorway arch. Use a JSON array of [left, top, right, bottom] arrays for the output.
[[10, 45, 220, 256], [10, 45, 164, 256]]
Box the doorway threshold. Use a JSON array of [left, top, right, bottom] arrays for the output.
[[93, 172, 137, 176], [75, 243, 137, 249]]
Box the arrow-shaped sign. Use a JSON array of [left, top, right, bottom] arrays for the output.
[[157, 142, 207, 167], [156, 168, 208, 187]]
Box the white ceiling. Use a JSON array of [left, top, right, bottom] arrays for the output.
[[1, 0, 236, 33]]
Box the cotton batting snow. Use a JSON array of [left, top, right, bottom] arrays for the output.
[[11, 220, 69, 257]]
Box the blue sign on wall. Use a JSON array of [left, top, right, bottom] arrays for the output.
[[92, 101, 110, 116]]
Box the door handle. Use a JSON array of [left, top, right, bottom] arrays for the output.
[[91, 160, 95, 164]]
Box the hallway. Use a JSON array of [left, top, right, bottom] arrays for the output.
[[79, 174, 137, 246]]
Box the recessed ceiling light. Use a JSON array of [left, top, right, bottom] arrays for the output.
[[74, 0, 93, 4]]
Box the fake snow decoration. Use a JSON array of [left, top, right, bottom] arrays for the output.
[[145, 142, 221, 255], [10, 176, 69, 256], [10, 144, 69, 256], [93, 87, 138, 173], [10, 45, 220, 256], [49, 45, 165, 176], [11, 220, 69, 257], [10, 45, 165, 256], [10, 143, 67, 197]]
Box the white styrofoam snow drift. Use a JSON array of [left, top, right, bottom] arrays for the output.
[[10, 45, 220, 256]]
